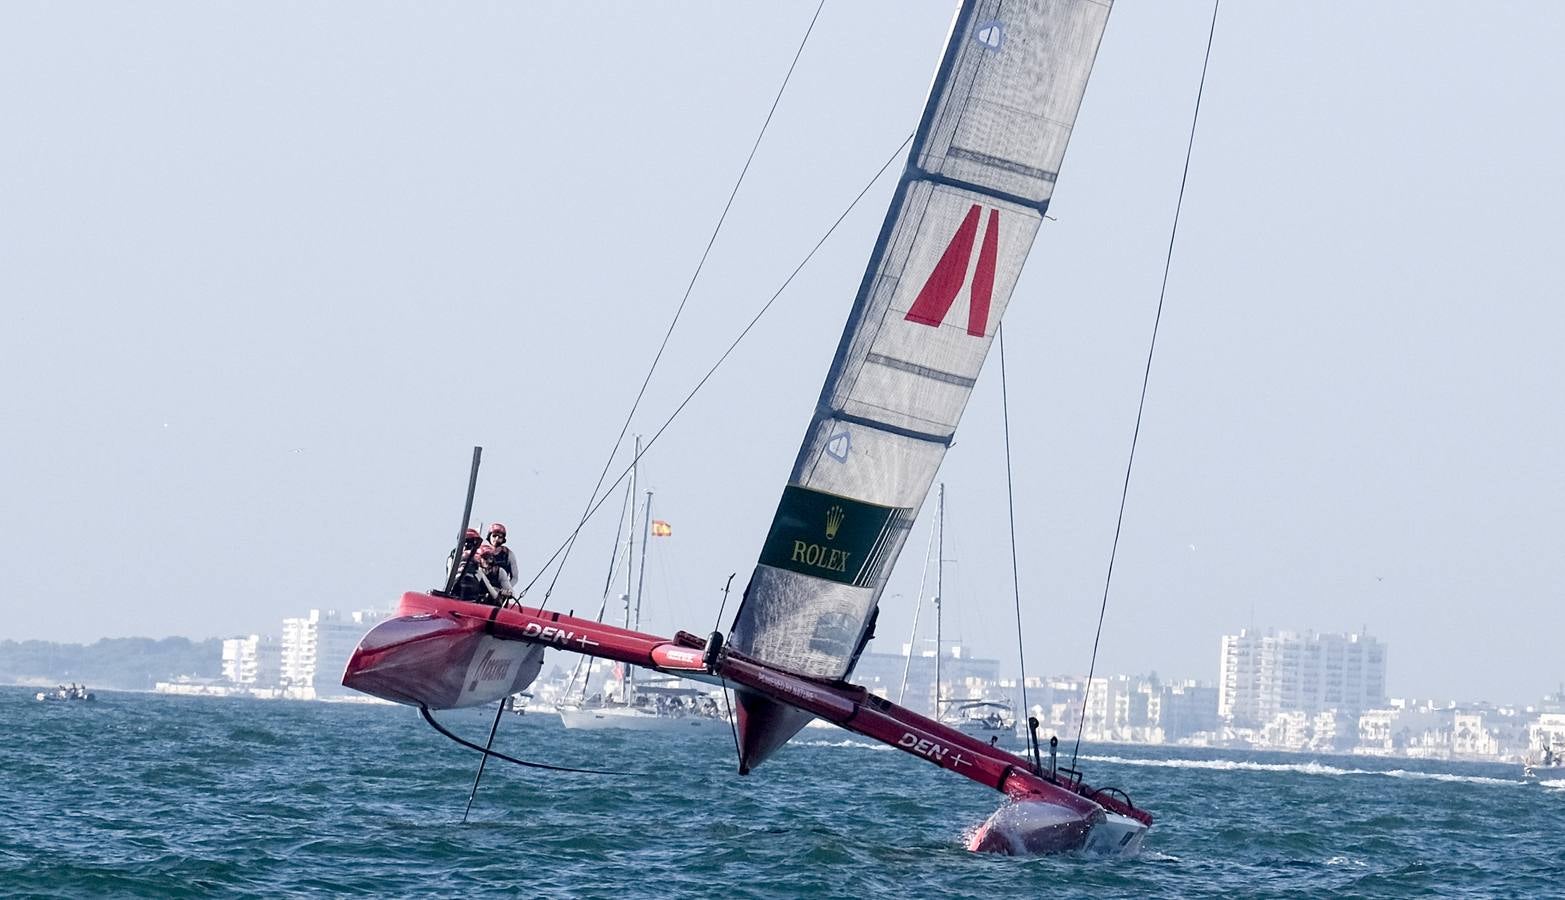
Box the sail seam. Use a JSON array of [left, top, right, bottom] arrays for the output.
[[829, 410, 953, 447], [946, 144, 1059, 183], [907, 167, 1051, 214], [864, 352, 978, 388]]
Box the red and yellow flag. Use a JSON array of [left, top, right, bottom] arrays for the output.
[[651, 520, 673, 537]]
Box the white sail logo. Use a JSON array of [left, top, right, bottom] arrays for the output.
[[974, 20, 1004, 51], [825, 429, 851, 463], [903, 204, 1000, 337]]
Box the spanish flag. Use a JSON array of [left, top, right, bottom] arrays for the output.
[[651, 520, 673, 537]]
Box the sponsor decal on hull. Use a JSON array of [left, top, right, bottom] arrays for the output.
[[897, 732, 973, 768], [522, 621, 599, 651]]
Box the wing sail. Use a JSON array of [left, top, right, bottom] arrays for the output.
[[728, 0, 1113, 768]]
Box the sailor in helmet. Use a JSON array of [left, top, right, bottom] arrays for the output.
[[446, 528, 484, 601], [475, 544, 515, 606], [487, 523, 520, 585]]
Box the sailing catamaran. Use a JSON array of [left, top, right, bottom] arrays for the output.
[[344, 0, 1153, 855]]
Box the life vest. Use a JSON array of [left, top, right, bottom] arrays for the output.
[[492, 544, 517, 579], [478, 567, 510, 603]]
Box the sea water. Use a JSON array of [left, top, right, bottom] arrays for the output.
[[2, 686, 1561, 898]]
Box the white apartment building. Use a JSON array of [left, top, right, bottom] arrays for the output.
[[279, 608, 388, 699], [1218, 628, 1387, 728], [853, 644, 1002, 718], [221, 634, 281, 686]]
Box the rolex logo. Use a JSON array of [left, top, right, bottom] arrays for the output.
[[825, 505, 844, 540]]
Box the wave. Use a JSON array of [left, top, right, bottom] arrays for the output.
[[1080, 754, 1522, 787], [798, 739, 892, 751]]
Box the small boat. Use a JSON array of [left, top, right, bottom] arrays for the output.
[[1525, 743, 1563, 781], [36, 683, 94, 702], [558, 684, 730, 733], [948, 699, 1018, 738]]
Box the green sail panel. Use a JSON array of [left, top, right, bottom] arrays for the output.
[[756, 486, 905, 588]]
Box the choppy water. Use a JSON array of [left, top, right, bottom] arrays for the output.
[[3, 686, 1562, 897]]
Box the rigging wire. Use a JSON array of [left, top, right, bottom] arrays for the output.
[[517, 132, 915, 600], [997, 325, 1033, 730], [535, 0, 830, 611], [562, 479, 636, 703], [1071, 0, 1221, 768]]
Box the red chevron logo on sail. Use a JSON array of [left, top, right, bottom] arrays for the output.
[[904, 204, 999, 337]]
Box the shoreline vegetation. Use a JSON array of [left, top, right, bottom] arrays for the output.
[[0, 637, 222, 691]]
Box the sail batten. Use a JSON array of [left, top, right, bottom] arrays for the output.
[[730, 0, 1112, 769]]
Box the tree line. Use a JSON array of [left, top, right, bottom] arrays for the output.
[[0, 637, 223, 690]]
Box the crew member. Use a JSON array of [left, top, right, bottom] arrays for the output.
[[487, 523, 520, 584], [476, 544, 514, 606], [447, 528, 484, 601]]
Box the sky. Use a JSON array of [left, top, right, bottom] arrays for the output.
[[2, 1, 1561, 705]]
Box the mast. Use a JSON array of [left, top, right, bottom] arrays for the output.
[[564, 466, 637, 705], [624, 437, 639, 700], [934, 483, 944, 721], [896, 511, 939, 704], [635, 490, 653, 631]]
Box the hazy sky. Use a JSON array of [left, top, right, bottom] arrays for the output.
[[3, 2, 1561, 705]]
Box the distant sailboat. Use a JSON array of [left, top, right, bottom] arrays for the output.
[[345, 0, 1152, 856], [896, 483, 1020, 738], [556, 453, 729, 733]]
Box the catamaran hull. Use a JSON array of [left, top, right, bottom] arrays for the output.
[[969, 804, 1146, 857], [342, 608, 544, 709]]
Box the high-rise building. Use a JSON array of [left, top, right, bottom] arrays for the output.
[[279, 609, 388, 699], [1159, 680, 1220, 741], [1218, 628, 1386, 728]]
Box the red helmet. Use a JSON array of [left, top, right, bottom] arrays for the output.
[[476, 544, 496, 562], [489, 523, 507, 537]]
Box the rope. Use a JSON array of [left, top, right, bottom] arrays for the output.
[[1072, 0, 1221, 768], [997, 326, 1032, 729], [536, 0, 830, 610], [517, 133, 915, 599], [420, 705, 638, 776]]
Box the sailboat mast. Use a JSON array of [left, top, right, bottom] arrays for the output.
[[635, 490, 653, 631], [624, 437, 639, 698], [934, 482, 944, 720], [897, 513, 939, 705]]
